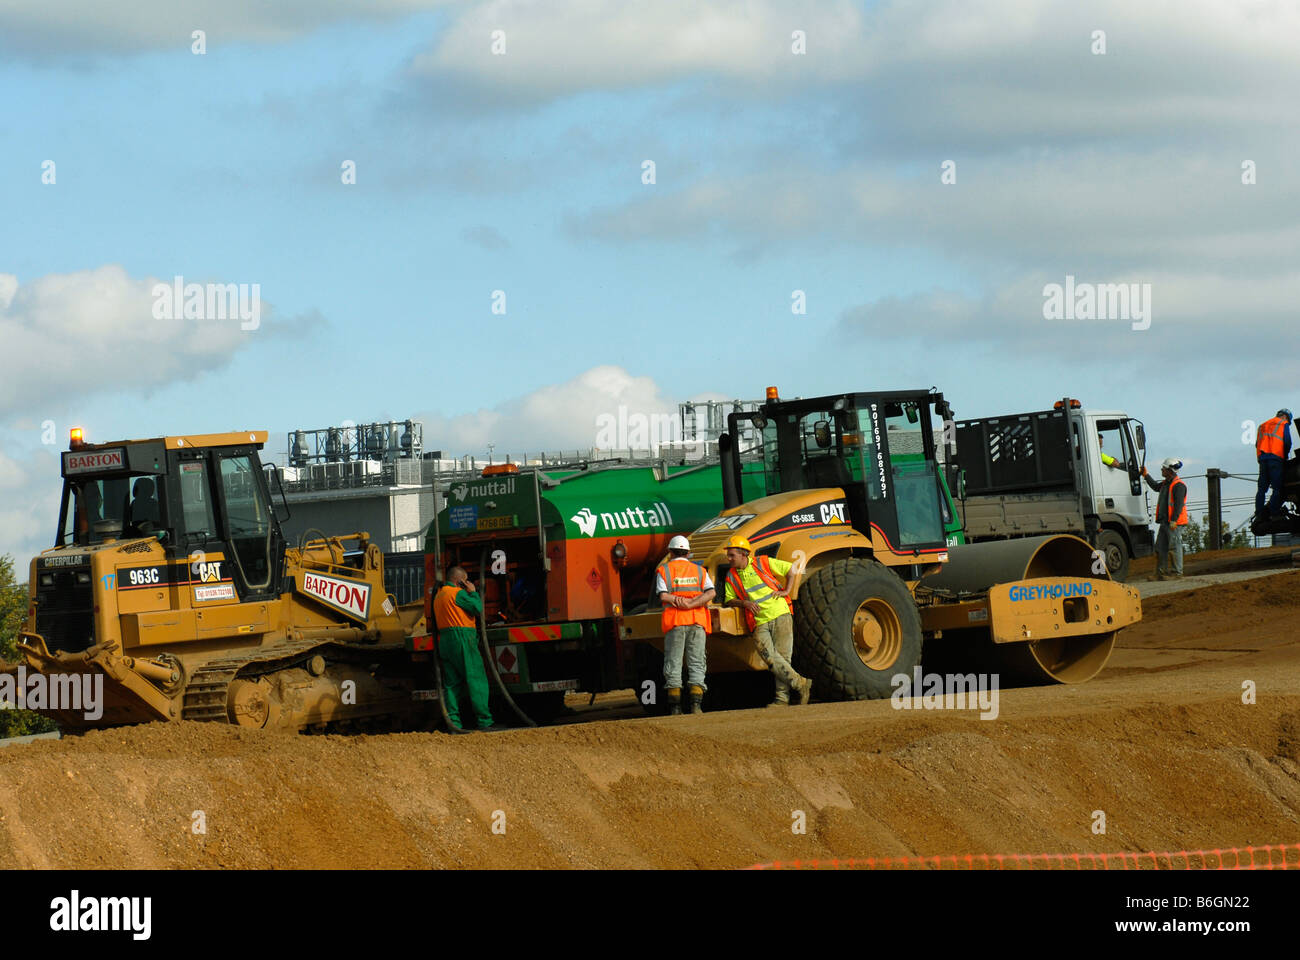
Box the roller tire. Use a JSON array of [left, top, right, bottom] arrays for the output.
[[792, 558, 923, 700]]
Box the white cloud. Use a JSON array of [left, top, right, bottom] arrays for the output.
[[0, 266, 270, 417], [415, 364, 684, 455], [854, 0, 1300, 143], [570, 150, 1300, 271], [410, 0, 1300, 126], [412, 0, 864, 101], [0, 446, 62, 571], [0, 0, 444, 55], [838, 270, 1300, 390]]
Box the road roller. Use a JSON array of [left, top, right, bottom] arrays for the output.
[[621, 386, 1142, 707]]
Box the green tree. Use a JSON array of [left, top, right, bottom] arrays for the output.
[[1182, 516, 1253, 554], [1181, 517, 1205, 554], [0, 554, 27, 662], [0, 554, 57, 738]]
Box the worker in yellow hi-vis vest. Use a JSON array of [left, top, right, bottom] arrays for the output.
[[433, 565, 495, 732], [722, 536, 813, 707]]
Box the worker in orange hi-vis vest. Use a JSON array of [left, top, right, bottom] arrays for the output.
[[1255, 408, 1293, 522], [1141, 458, 1188, 580], [655, 535, 715, 715], [722, 536, 813, 707]]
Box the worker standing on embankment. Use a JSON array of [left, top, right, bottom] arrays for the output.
[[1141, 458, 1188, 580], [723, 536, 813, 707], [656, 535, 715, 715], [1255, 408, 1294, 525], [433, 566, 496, 732]]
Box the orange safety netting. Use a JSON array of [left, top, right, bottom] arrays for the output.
[[747, 842, 1300, 870]]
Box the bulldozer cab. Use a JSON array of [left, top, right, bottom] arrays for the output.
[[724, 390, 951, 555], [54, 432, 287, 602]]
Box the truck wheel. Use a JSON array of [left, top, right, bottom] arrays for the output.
[[792, 558, 922, 700], [1095, 530, 1129, 581]]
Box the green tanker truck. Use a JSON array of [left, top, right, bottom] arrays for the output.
[[417, 452, 967, 720], [417, 458, 767, 717]]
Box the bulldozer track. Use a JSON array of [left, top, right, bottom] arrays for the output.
[[181, 639, 408, 723]]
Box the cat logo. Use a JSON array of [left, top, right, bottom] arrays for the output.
[[819, 502, 847, 524], [196, 560, 224, 582]]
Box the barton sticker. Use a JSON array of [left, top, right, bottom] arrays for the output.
[[63, 448, 126, 475], [299, 571, 371, 620]]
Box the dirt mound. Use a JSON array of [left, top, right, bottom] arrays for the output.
[[1, 574, 1298, 869]]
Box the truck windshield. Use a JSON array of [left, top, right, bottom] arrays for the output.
[[59, 475, 164, 546]]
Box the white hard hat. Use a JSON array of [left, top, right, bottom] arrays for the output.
[[1160, 457, 1183, 472], [667, 535, 690, 552]]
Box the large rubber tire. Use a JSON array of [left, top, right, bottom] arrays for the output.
[[1095, 529, 1128, 582], [792, 558, 923, 700]]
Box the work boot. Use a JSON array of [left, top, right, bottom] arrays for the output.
[[795, 677, 813, 706], [688, 685, 704, 715], [666, 687, 682, 716], [766, 697, 790, 708]]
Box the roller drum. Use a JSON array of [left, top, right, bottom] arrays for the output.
[[925, 534, 1117, 685]]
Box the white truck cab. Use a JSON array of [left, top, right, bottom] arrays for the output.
[[951, 398, 1154, 580]]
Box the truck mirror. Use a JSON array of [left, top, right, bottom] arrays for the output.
[[1134, 424, 1145, 451], [813, 420, 832, 448]]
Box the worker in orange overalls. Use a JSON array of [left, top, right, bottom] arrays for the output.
[[1255, 409, 1293, 523], [655, 535, 715, 715], [433, 565, 495, 732]]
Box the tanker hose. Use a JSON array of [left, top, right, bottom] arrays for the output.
[[429, 632, 460, 734], [478, 546, 537, 727]]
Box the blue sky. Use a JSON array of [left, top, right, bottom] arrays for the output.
[[2, 0, 1297, 563]]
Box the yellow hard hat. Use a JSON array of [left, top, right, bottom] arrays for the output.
[[724, 535, 752, 553]]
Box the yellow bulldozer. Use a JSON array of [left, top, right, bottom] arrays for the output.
[[8, 429, 433, 731], [623, 387, 1142, 706]]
